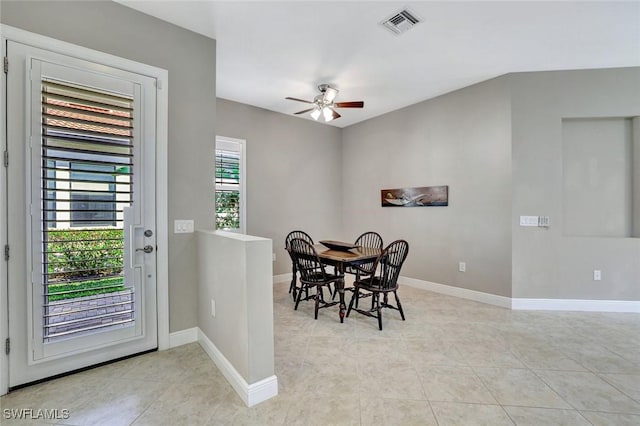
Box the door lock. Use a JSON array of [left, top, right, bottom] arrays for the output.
[[144, 229, 153, 237], [136, 245, 154, 254]]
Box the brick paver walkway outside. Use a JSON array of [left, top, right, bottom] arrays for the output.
[[45, 289, 134, 340]]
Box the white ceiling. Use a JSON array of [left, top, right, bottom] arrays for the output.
[[117, 1, 640, 128]]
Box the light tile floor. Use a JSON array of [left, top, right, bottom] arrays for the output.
[[2, 282, 640, 425]]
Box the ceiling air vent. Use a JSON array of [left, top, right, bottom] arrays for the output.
[[381, 9, 422, 35]]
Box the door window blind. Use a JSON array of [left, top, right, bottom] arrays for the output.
[[41, 79, 135, 341]]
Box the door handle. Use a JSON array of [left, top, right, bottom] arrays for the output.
[[136, 245, 154, 254]]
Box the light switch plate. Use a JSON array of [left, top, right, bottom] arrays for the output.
[[520, 216, 539, 227], [174, 219, 194, 234]]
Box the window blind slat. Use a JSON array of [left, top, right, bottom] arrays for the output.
[[44, 155, 132, 168], [43, 79, 134, 110], [44, 103, 133, 126], [43, 143, 133, 158], [43, 113, 133, 134]]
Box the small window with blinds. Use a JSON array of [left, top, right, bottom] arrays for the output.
[[69, 163, 117, 226], [41, 79, 135, 342], [215, 137, 245, 232]]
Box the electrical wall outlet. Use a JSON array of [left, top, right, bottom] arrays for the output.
[[174, 219, 194, 234], [458, 262, 466, 272], [272, 252, 276, 262], [593, 270, 602, 281]]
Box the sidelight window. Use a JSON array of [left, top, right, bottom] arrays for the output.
[[215, 137, 246, 233]]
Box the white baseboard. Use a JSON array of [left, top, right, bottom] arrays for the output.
[[273, 273, 292, 284], [398, 275, 640, 313], [168, 327, 198, 348], [512, 298, 640, 312], [246, 375, 280, 407], [197, 328, 278, 407], [400, 276, 512, 309]]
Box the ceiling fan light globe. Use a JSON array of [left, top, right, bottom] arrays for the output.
[[324, 87, 338, 103], [322, 106, 334, 122], [310, 108, 321, 120]]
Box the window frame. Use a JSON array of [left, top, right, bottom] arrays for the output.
[[215, 136, 246, 234], [69, 162, 118, 227]]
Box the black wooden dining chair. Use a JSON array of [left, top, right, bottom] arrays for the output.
[[289, 238, 344, 320], [285, 230, 314, 301], [332, 231, 383, 303], [346, 231, 383, 281], [346, 240, 409, 330]]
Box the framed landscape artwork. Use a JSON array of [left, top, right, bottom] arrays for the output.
[[381, 185, 449, 207]]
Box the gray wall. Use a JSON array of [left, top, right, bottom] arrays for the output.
[[216, 98, 343, 275], [2, 0, 217, 331], [197, 231, 274, 384], [340, 68, 640, 301], [562, 117, 633, 238], [341, 78, 513, 297], [510, 68, 640, 300], [634, 117, 640, 238]]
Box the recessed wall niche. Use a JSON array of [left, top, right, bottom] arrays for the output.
[[562, 117, 639, 238]]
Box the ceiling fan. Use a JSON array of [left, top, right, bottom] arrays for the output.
[[286, 84, 364, 122]]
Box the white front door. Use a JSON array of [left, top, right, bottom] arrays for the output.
[[6, 41, 158, 387]]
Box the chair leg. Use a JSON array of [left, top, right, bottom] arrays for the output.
[[294, 282, 305, 311], [329, 267, 338, 300], [376, 293, 383, 331], [394, 291, 405, 321], [289, 267, 297, 301], [354, 271, 361, 308], [289, 267, 294, 293], [314, 286, 320, 320], [331, 270, 360, 302], [346, 286, 357, 317], [331, 283, 337, 301]]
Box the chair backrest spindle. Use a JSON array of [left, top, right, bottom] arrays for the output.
[[289, 238, 327, 282], [354, 231, 383, 250], [367, 240, 409, 291], [285, 230, 313, 250]]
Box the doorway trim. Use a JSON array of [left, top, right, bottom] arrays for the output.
[[0, 24, 169, 395]]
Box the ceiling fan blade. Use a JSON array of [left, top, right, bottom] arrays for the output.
[[294, 108, 316, 115], [334, 101, 364, 108], [330, 108, 341, 120], [285, 96, 314, 104]]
